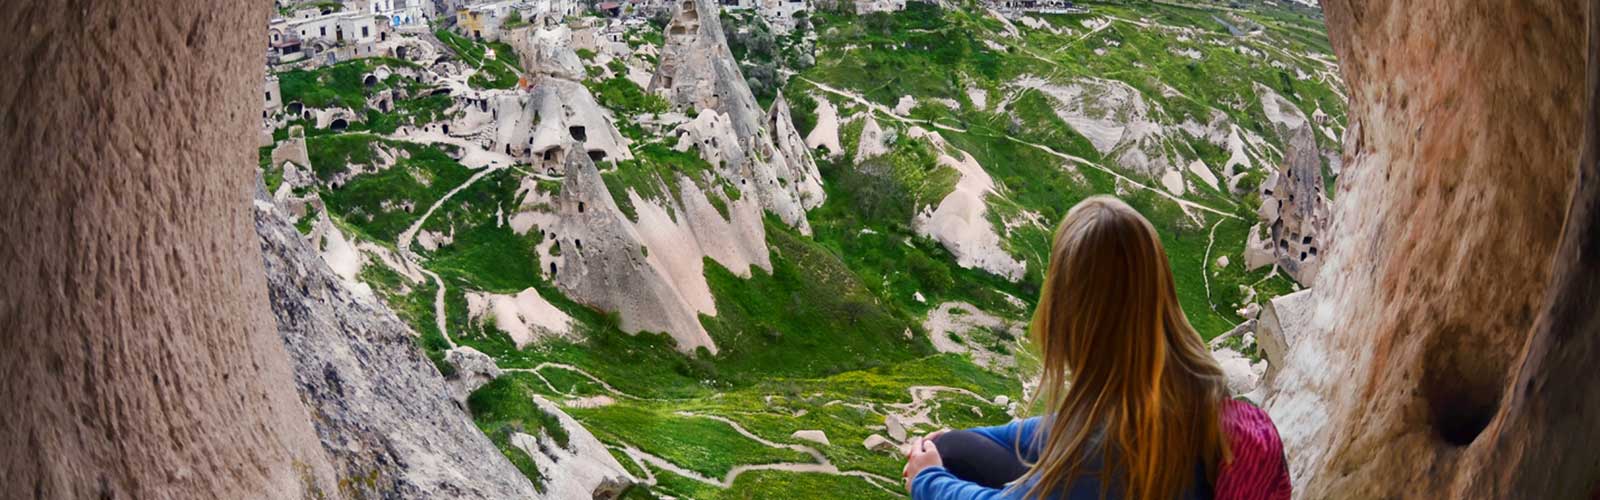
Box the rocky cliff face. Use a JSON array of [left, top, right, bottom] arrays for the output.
[[255, 191, 540, 499], [1264, 0, 1600, 497], [1, 1, 345, 496]]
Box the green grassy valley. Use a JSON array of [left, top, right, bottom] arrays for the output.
[[260, 0, 1341, 496]]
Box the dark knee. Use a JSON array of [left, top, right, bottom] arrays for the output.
[[931, 430, 1027, 488], [932, 430, 993, 464]]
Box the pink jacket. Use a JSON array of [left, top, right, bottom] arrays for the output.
[[1216, 399, 1293, 500]]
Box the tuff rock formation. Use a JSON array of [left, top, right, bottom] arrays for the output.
[[1264, 0, 1600, 497], [255, 193, 538, 498], [651, 0, 825, 233], [1, 1, 342, 496], [1243, 122, 1330, 285], [908, 127, 1028, 281], [539, 142, 769, 353], [519, 397, 638, 499]]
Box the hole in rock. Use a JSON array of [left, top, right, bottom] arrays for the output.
[[364, 74, 378, 87], [1421, 324, 1507, 446], [570, 126, 587, 141], [329, 118, 348, 131], [588, 150, 605, 162]]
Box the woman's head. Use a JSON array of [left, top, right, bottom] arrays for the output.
[[1022, 196, 1229, 499]]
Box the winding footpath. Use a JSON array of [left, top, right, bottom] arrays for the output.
[[527, 364, 1005, 497], [393, 161, 509, 348]]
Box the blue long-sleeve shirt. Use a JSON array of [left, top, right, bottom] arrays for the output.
[[910, 418, 1209, 500]]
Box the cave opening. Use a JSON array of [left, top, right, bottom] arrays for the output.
[[1421, 324, 1506, 447], [363, 74, 378, 87], [329, 118, 348, 131], [570, 126, 587, 141], [588, 150, 605, 162]]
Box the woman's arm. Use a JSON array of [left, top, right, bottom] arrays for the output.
[[911, 467, 1014, 500]]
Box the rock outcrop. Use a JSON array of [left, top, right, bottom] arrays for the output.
[[1242, 122, 1330, 285], [1, 1, 343, 496], [255, 194, 539, 498], [445, 346, 505, 405], [1015, 76, 1185, 180], [908, 128, 1028, 281], [1263, 0, 1600, 497], [651, 0, 824, 233], [518, 397, 638, 499], [540, 143, 769, 353]]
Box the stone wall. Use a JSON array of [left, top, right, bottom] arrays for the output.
[[1264, 0, 1600, 497]]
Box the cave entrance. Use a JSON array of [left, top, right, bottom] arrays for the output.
[[329, 118, 349, 131], [1421, 324, 1507, 446], [287, 101, 303, 115], [569, 126, 587, 142], [588, 151, 606, 162], [364, 74, 378, 87]]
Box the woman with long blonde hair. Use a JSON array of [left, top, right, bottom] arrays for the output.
[[903, 196, 1290, 500]]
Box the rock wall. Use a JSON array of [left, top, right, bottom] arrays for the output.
[[0, 1, 341, 496], [1264, 0, 1600, 497], [255, 192, 538, 499]]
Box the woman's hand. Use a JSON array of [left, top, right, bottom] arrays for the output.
[[902, 436, 944, 493]]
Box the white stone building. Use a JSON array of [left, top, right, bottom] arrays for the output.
[[371, 0, 436, 27]]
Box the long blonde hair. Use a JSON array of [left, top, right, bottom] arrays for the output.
[[1021, 196, 1230, 499]]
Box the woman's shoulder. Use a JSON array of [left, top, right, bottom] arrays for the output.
[[1220, 399, 1283, 451], [1215, 399, 1292, 500]]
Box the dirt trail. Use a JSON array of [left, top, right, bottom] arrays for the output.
[[1201, 217, 1229, 322], [616, 412, 904, 495], [500, 363, 658, 401], [391, 163, 507, 347]]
